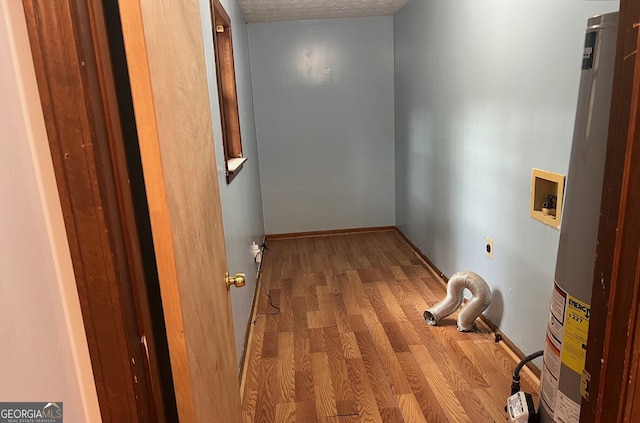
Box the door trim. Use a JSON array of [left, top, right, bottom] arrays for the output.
[[22, 0, 169, 421]]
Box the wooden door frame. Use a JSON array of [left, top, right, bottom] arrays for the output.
[[22, 0, 173, 421], [581, 0, 640, 421]]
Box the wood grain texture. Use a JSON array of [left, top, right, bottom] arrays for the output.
[[117, 0, 242, 421], [21, 0, 162, 420], [242, 230, 539, 422]]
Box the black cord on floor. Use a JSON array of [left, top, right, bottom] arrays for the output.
[[253, 244, 280, 324]]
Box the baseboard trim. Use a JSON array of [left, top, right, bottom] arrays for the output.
[[393, 228, 448, 281], [477, 315, 542, 380], [265, 226, 396, 240], [238, 236, 266, 400], [393, 227, 542, 382]]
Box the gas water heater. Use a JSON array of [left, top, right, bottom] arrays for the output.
[[538, 11, 618, 423]]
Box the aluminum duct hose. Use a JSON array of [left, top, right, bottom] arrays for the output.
[[424, 271, 492, 332]]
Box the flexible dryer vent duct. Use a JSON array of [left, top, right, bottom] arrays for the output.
[[424, 271, 491, 332]]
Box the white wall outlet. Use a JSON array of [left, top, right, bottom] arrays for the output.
[[250, 242, 261, 259], [486, 237, 494, 259]]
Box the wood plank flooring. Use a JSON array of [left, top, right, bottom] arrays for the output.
[[241, 230, 539, 423]]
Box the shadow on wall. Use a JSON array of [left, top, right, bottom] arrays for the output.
[[487, 289, 504, 328], [483, 241, 555, 353]]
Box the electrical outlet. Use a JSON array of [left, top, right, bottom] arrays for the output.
[[250, 242, 261, 262], [486, 237, 494, 259]]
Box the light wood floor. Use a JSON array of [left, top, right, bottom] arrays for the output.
[[241, 229, 539, 423]]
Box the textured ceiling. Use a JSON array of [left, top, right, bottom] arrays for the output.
[[237, 0, 411, 23]]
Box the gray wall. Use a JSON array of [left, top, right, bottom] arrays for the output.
[[394, 0, 618, 354], [248, 17, 396, 234], [199, 0, 265, 367]]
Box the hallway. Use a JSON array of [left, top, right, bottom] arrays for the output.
[[241, 230, 539, 422]]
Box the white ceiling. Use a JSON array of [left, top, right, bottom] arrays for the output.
[[236, 0, 411, 23]]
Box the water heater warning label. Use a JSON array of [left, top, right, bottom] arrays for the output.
[[561, 295, 590, 374], [548, 283, 566, 348], [556, 392, 580, 423], [541, 283, 567, 417], [541, 283, 592, 418], [550, 283, 567, 324]]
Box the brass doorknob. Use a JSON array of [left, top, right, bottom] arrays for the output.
[[225, 272, 246, 289]]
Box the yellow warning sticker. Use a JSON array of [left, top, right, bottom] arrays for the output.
[[561, 295, 590, 374]]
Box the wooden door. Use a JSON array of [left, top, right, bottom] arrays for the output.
[[117, 0, 243, 422]]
